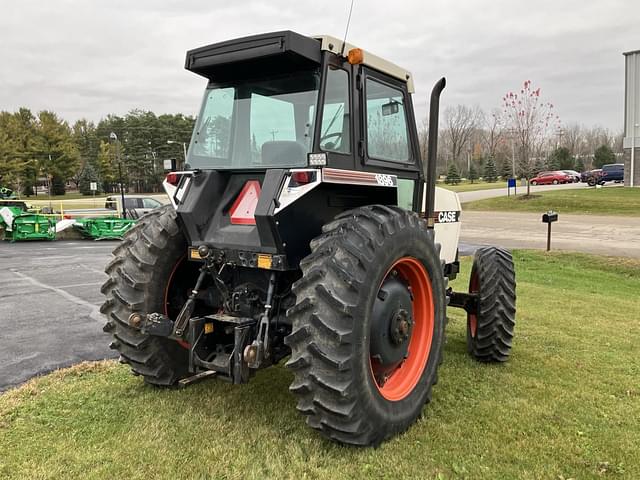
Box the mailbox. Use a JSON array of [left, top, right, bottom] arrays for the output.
[[542, 211, 558, 251], [542, 211, 558, 223]]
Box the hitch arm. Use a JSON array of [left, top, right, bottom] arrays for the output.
[[173, 265, 209, 336], [447, 290, 478, 315]]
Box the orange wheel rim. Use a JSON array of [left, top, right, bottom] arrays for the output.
[[370, 257, 434, 402], [469, 270, 479, 338]]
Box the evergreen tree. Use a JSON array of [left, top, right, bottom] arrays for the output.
[[468, 163, 478, 183], [79, 163, 101, 195], [547, 153, 560, 170], [593, 145, 616, 168], [483, 156, 498, 182], [97, 141, 117, 192], [574, 157, 585, 173], [548, 147, 573, 170], [498, 158, 512, 180], [51, 174, 66, 195], [445, 163, 461, 185], [534, 156, 547, 175]]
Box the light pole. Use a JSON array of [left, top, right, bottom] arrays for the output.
[[167, 140, 187, 168], [110, 132, 126, 219]]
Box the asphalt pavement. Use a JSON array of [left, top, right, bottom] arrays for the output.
[[0, 240, 117, 392], [460, 210, 640, 258]]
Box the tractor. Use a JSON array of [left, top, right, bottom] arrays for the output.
[[101, 31, 516, 446]]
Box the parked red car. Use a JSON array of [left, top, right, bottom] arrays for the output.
[[530, 171, 573, 186]]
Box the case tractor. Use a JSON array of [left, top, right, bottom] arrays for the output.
[[101, 31, 516, 446]]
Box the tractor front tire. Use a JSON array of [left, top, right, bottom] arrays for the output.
[[466, 247, 516, 362], [285, 205, 446, 446], [101, 205, 189, 386]]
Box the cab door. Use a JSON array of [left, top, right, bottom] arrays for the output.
[[358, 67, 421, 212]]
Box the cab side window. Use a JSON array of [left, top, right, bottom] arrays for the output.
[[319, 67, 351, 154], [365, 78, 409, 163]]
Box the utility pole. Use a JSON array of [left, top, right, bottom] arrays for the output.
[[555, 128, 565, 149]]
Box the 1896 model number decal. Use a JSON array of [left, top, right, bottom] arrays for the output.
[[375, 174, 394, 186], [434, 211, 460, 223]]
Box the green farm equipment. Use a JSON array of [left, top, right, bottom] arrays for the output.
[[74, 217, 137, 240], [0, 186, 16, 199], [3, 213, 56, 241]]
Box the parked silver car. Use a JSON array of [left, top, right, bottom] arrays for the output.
[[105, 195, 164, 218]]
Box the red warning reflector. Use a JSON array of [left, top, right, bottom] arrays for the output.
[[230, 180, 261, 225]]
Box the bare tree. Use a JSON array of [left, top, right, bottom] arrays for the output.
[[443, 105, 482, 172], [612, 131, 624, 153], [482, 109, 504, 161], [501, 80, 559, 195], [418, 115, 429, 163], [562, 123, 585, 157]]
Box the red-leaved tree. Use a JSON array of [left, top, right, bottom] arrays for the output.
[[502, 80, 560, 195]]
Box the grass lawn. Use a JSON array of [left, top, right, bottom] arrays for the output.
[[438, 180, 506, 193], [1, 251, 638, 479], [464, 187, 640, 216]]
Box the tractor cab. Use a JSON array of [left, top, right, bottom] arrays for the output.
[[165, 31, 427, 268], [184, 32, 419, 174]]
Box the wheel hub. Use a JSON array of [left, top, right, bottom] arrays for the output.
[[370, 275, 413, 377], [390, 309, 412, 345]]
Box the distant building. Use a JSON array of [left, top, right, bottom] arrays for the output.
[[623, 50, 640, 187]]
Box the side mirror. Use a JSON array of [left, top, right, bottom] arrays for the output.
[[382, 100, 400, 116]]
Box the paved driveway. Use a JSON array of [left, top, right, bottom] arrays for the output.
[[0, 241, 116, 392], [460, 211, 640, 258]]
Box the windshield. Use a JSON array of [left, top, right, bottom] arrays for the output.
[[188, 70, 320, 169]]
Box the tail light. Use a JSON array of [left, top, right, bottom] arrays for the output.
[[166, 172, 180, 186], [290, 171, 317, 187]]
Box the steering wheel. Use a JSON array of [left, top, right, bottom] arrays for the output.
[[319, 132, 343, 149]]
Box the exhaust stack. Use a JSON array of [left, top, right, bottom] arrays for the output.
[[425, 77, 446, 228]]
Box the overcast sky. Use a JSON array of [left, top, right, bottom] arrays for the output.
[[0, 0, 637, 131]]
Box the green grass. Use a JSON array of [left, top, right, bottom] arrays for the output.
[[464, 187, 640, 216], [438, 180, 506, 193], [1, 251, 639, 479]]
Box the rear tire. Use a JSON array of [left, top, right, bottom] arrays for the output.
[[101, 205, 189, 386], [285, 205, 446, 446], [466, 247, 516, 362], [531, 180, 537, 186], [552, 179, 559, 185]]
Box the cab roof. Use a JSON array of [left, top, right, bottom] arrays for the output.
[[185, 31, 414, 92], [314, 35, 415, 93]]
